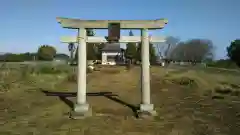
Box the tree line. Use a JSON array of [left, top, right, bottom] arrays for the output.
[[124, 31, 157, 64], [162, 37, 240, 68], [0, 28, 239, 68], [0, 45, 67, 62]]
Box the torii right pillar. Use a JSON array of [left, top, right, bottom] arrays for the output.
[[138, 28, 157, 117]]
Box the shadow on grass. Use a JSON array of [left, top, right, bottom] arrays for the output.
[[41, 90, 139, 117]]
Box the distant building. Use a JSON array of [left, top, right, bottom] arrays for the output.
[[101, 43, 124, 65]]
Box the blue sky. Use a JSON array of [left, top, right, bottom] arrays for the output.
[[0, 0, 240, 59]]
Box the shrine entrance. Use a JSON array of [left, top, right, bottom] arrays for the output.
[[57, 17, 168, 119]]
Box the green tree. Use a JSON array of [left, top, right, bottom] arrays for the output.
[[37, 45, 56, 61], [5, 54, 24, 62], [87, 29, 99, 60], [87, 43, 97, 60], [125, 30, 137, 63], [0, 52, 37, 62], [136, 42, 157, 63], [74, 47, 78, 61], [149, 43, 157, 63], [96, 43, 105, 60], [227, 39, 240, 66], [75, 29, 98, 61]]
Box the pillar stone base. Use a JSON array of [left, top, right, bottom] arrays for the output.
[[70, 103, 92, 119], [137, 104, 157, 118]]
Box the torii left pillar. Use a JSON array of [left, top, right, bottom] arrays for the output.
[[138, 29, 157, 117], [70, 28, 92, 119]]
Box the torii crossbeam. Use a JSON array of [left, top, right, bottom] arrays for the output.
[[61, 36, 166, 43], [57, 17, 168, 119]]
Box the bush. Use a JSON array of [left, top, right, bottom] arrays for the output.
[[170, 77, 197, 87], [207, 59, 238, 69], [38, 66, 63, 74]]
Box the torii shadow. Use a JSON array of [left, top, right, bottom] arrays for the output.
[[41, 90, 139, 118]]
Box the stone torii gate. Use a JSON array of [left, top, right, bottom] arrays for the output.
[[57, 17, 168, 118]]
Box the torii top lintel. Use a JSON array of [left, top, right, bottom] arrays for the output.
[[56, 17, 168, 29]]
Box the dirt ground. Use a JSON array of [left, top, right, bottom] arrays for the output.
[[0, 66, 240, 135]]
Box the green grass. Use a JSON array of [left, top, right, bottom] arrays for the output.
[[0, 65, 240, 135]]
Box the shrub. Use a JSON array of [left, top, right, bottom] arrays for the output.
[[38, 66, 62, 74], [207, 59, 238, 69], [170, 77, 197, 87]]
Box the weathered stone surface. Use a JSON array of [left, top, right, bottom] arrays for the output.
[[60, 36, 166, 43], [137, 110, 158, 119], [57, 17, 168, 29], [137, 104, 157, 119], [70, 104, 92, 119]]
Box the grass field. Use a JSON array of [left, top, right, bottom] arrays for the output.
[[0, 65, 240, 135]]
